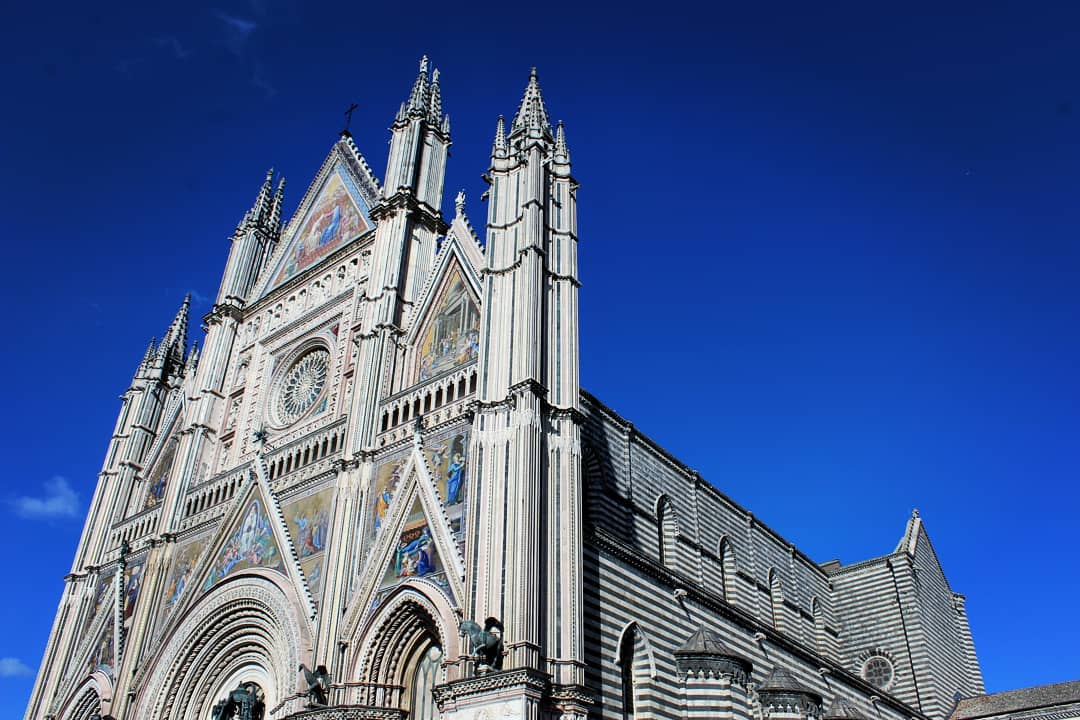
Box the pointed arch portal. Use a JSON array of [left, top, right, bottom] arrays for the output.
[[347, 585, 459, 715]]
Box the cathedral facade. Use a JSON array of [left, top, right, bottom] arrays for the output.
[[25, 60, 984, 720]]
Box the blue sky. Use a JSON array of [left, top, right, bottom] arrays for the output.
[[2, 0, 1078, 710]]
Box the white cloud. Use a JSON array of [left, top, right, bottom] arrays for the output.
[[0, 657, 31, 677], [12, 476, 79, 519]]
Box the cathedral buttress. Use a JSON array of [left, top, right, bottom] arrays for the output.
[[346, 57, 449, 455], [468, 69, 587, 715]]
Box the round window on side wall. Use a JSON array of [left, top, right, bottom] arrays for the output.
[[861, 655, 895, 690]]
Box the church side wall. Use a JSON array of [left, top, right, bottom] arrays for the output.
[[830, 558, 921, 710], [582, 538, 919, 720], [909, 530, 985, 719], [580, 393, 840, 660]]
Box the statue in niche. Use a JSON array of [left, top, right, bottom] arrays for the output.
[[298, 663, 331, 706], [460, 617, 504, 674], [210, 682, 265, 720]]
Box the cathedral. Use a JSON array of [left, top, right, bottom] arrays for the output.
[[25, 59, 985, 720]]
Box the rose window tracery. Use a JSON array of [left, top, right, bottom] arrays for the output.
[[272, 348, 330, 426]]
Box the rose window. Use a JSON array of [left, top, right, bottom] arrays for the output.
[[273, 348, 330, 425], [862, 656, 894, 689]]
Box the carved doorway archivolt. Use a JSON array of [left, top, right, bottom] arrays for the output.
[[136, 575, 307, 720], [348, 585, 459, 717]]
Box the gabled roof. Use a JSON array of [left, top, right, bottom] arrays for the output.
[[952, 680, 1080, 720]]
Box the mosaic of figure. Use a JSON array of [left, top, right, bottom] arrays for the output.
[[203, 499, 282, 590], [122, 556, 145, 622], [88, 621, 114, 678], [285, 488, 335, 598], [418, 273, 479, 381], [427, 432, 467, 507], [162, 538, 208, 609], [370, 455, 408, 540], [91, 570, 116, 617], [426, 431, 469, 554], [286, 490, 333, 558], [143, 443, 175, 510], [381, 500, 441, 588], [275, 172, 367, 285]]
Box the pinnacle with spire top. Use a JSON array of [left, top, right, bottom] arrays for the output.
[[158, 294, 191, 360], [511, 67, 551, 136], [428, 68, 442, 122], [492, 115, 507, 157], [403, 56, 447, 127], [234, 168, 285, 238], [269, 176, 286, 234], [554, 120, 570, 163], [407, 56, 430, 114]]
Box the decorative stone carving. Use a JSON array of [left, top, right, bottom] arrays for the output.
[[210, 682, 265, 720]]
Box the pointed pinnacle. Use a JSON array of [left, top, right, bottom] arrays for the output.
[[428, 67, 443, 124], [140, 337, 157, 369], [160, 295, 191, 359], [555, 120, 570, 162], [270, 176, 286, 233], [408, 56, 430, 112], [493, 115, 507, 157], [512, 67, 550, 134], [185, 340, 201, 374]]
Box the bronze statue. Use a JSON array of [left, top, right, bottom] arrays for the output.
[[298, 663, 330, 706], [210, 682, 265, 720], [460, 616, 504, 674]]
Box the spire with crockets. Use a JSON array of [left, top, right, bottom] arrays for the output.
[[510, 67, 552, 137], [154, 294, 191, 378], [218, 169, 286, 307]]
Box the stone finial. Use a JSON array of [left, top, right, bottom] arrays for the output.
[[511, 67, 551, 135], [455, 189, 466, 217], [428, 67, 443, 124], [408, 56, 430, 112], [555, 120, 570, 163], [492, 115, 508, 157]]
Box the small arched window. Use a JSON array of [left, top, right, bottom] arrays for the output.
[[811, 597, 826, 653], [768, 568, 784, 630], [718, 537, 737, 604], [619, 628, 636, 719], [616, 623, 656, 720], [656, 496, 678, 569]]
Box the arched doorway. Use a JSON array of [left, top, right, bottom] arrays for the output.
[[135, 575, 308, 720], [348, 586, 459, 716]]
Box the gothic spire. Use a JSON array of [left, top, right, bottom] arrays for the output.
[[492, 115, 507, 157], [554, 120, 570, 163], [252, 168, 275, 225], [428, 67, 442, 124], [511, 67, 551, 135], [184, 340, 200, 376], [157, 294, 191, 365], [136, 337, 156, 376], [269, 176, 286, 235], [233, 169, 277, 236], [407, 56, 430, 113]]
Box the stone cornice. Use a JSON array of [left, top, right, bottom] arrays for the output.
[[433, 667, 549, 708]]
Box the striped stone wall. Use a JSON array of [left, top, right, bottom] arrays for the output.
[[579, 391, 982, 719]]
